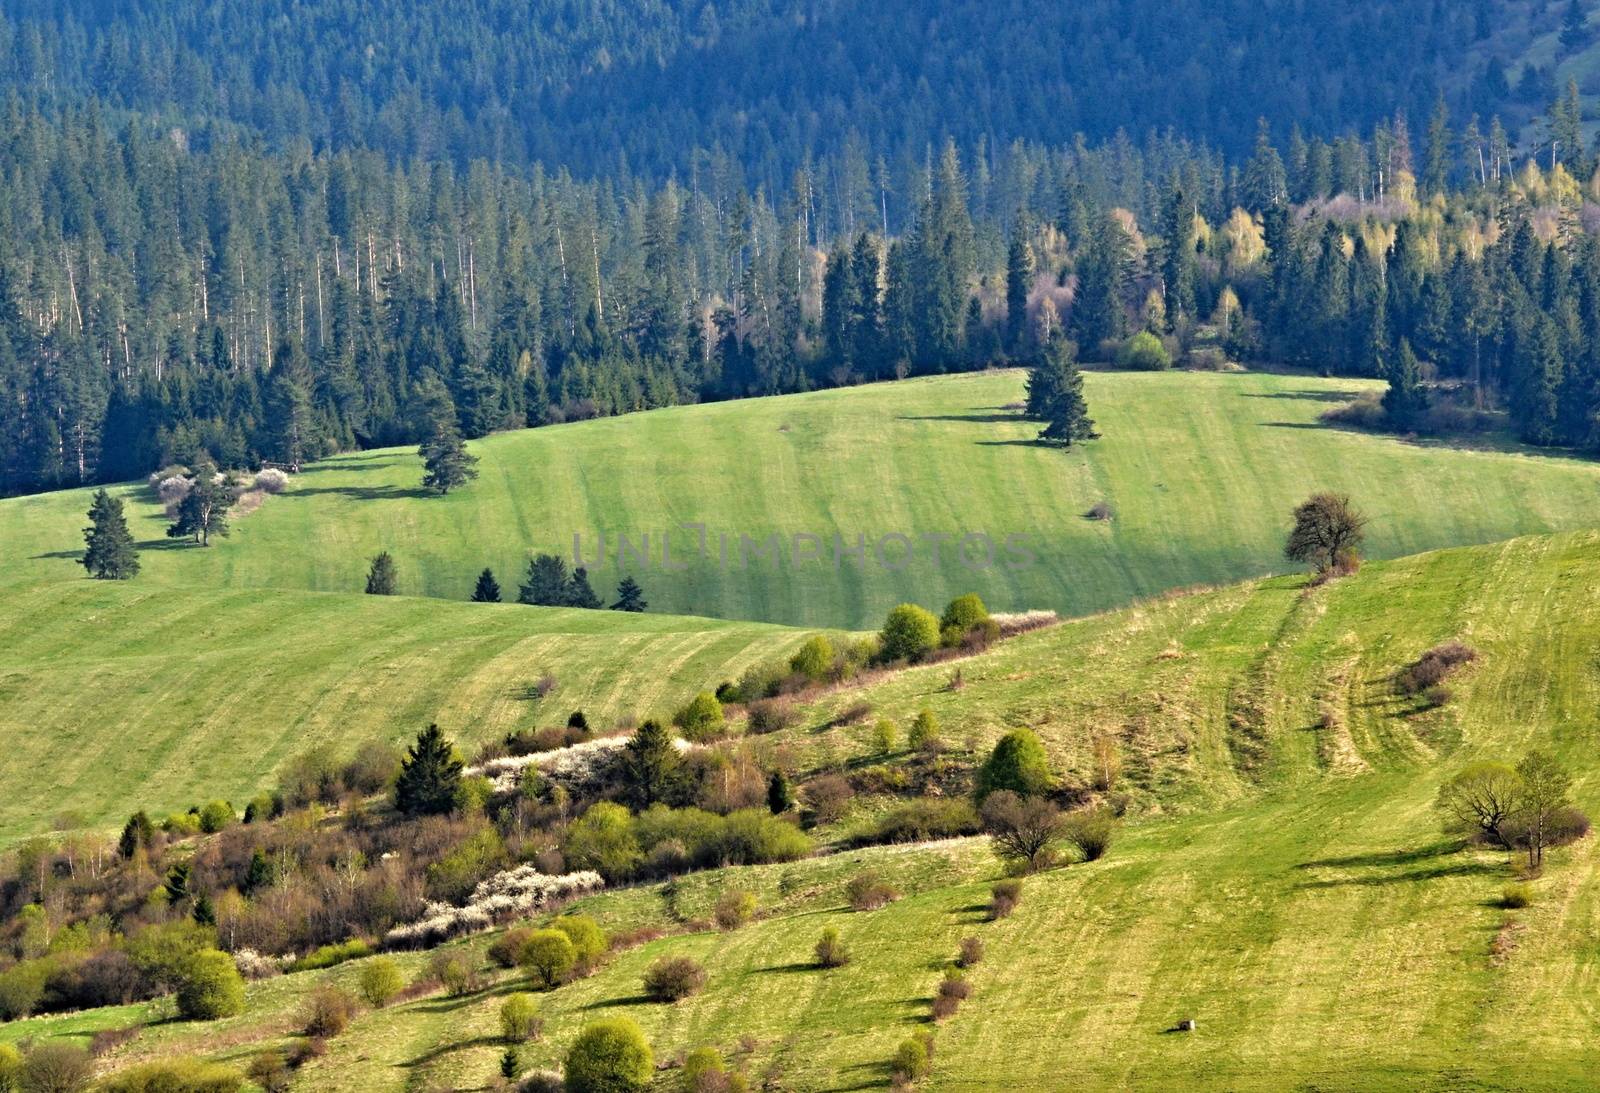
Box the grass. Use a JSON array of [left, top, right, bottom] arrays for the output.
[[6, 371, 1600, 630], [0, 581, 807, 840], [10, 530, 1600, 1088]]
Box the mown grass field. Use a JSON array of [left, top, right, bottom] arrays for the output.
[[7, 532, 1600, 1089], [0, 582, 808, 841], [5, 370, 1600, 629]]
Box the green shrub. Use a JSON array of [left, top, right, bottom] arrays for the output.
[[550, 914, 608, 966], [244, 1051, 290, 1093], [196, 800, 235, 834], [871, 718, 898, 754], [873, 799, 980, 843], [718, 809, 812, 864], [564, 1017, 654, 1093], [814, 927, 850, 968], [428, 949, 482, 997], [891, 1036, 931, 1082], [714, 888, 757, 930], [908, 708, 941, 752], [938, 594, 990, 646], [1062, 807, 1117, 861], [0, 1044, 20, 1092], [1501, 883, 1533, 909], [0, 961, 47, 1020], [290, 938, 373, 972], [976, 729, 1055, 801], [1117, 329, 1172, 370], [878, 604, 940, 663], [518, 929, 578, 989], [642, 955, 707, 1002], [563, 802, 643, 881], [674, 691, 726, 741], [789, 635, 836, 681], [175, 949, 245, 1020], [358, 957, 404, 1007], [500, 993, 542, 1043], [301, 983, 359, 1038], [100, 1058, 244, 1093], [682, 1047, 734, 1093]]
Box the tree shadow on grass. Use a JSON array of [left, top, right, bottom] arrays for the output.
[[30, 549, 84, 560], [816, 1061, 895, 1093], [132, 537, 208, 551], [1294, 861, 1500, 890], [401, 1034, 504, 1068], [578, 993, 656, 1009], [282, 484, 435, 501], [897, 409, 1025, 425], [1297, 841, 1464, 871], [1241, 389, 1362, 403], [755, 962, 819, 975]]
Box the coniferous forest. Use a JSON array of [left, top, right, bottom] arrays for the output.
[[1, 0, 1600, 496]]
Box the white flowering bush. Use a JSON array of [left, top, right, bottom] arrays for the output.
[[254, 467, 290, 493], [990, 610, 1060, 637], [232, 948, 286, 979], [158, 475, 192, 515], [383, 867, 604, 949], [469, 733, 691, 795]]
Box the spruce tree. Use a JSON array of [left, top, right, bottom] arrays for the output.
[[519, 553, 569, 605], [419, 387, 479, 495], [1158, 185, 1197, 329], [1382, 339, 1433, 435], [1033, 337, 1099, 447], [471, 567, 501, 602], [767, 770, 795, 814], [365, 551, 398, 595], [623, 720, 683, 809], [1004, 226, 1037, 357], [394, 723, 463, 817], [565, 566, 602, 608], [81, 488, 140, 579], [612, 576, 647, 612]]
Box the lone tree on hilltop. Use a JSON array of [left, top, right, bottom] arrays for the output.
[[519, 553, 569, 606], [365, 551, 398, 595], [472, 567, 501, 602], [1285, 492, 1367, 575], [81, 488, 140, 579], [612, 576, 647, 612], [395, 724, 463, 817]]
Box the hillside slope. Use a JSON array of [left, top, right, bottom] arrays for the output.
[[0, 584, 805, 841], [7, 532, 1600, 1089], [7, 370, 1600, 630]]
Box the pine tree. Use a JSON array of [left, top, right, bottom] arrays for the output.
[[1422, 94, 1452, 197], [623, 720, 683, 809], [1004, 225, 1037, 357], [565, 566, 602, 608], [81, 488, 140, 579], [394, 724, 463, 817], [265, 340, 318, 472], [519, 553, 570, 606], [1382, 338, 1428, 431], [1033, 337, 1098, 447], [365, 551, 398, 595], [471, 567, 501, 602], [612, 576, 647, 612], [1159, 185, 1197, 329], [117, 811, 154, 859], [166, 464, 232, 546], [1562, 0, 1589, 51], [1242, 119, 1289, 212], [419, 383, 479, 495]]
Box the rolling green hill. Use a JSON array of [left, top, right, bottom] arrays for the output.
[[6, 370, 1600, 630], [0, 584, 806, 841], [8, 531, 1600, 1090], [3, 368, 1600, 841]]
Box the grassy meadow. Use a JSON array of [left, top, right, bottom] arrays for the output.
[[5, 370, 1600, 628], [7, 532, 1600, 1088]]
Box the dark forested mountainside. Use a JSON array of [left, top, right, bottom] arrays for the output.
[[5, 95, 1600, 499], [0, 0, 1545, 179]]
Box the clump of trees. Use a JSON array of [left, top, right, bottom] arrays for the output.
[[1436, 751, 1588, 867], [518, 553, 602, 608]]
